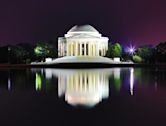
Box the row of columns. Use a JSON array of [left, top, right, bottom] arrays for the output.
[[57, 72, 109, 95], [66, 73, 104, 92], [58, 41, 108, 57], [100, 46, 108, 56], [58, 42, 66, 57], [67, 42, 99, 56]]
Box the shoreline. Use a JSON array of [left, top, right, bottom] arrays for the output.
[[0, 63, 165, 69]]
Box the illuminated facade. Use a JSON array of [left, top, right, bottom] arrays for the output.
[[57, 69, 110, 107], [58, 25, 109, 57], [34, 68, 135, 107]]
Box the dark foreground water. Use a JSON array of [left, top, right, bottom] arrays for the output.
[[0, 67, 165, 126]]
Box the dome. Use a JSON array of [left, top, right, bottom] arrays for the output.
[[68, 25, 99, 33]]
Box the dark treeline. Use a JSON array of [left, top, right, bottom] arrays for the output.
[[155, 42, 166, 62], [0, 41, 165, 64], [0, 40, 58, 64], [106, 41, 166, 64]]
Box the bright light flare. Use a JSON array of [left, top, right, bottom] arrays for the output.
[[126, 45, 136, 55]]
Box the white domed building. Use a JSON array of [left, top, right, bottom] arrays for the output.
[[58, 25, 109, 58], [39, 24, 120, 64], [31, 24, 131, 65]]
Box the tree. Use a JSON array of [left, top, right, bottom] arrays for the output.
[[0, 46, 8, 63], [106, 43, 122, 58], [156, 42, 166, 62], [132, 55, 143, 63], [10, 45, 30, 63], [34, 42, 56, 61], [135, 46, 154, 63], [17, 43, 36, 63]]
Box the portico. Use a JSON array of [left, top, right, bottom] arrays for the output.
[[67, 41, 98, 56]]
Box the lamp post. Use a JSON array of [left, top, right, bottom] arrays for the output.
[[8, 46, 11, 64], [8, 46, 11, 90]]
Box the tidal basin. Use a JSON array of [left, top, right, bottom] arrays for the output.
[[0, 67, 165, 125]]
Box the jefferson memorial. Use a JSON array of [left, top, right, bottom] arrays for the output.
[[31, 24, 133, 65], [58, 25, 109, 57], [49, 24, 115, 64], [33, 24, 121, 64]]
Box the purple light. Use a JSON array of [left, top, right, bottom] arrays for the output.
[[129, 48, 134, 52], [126, 45, 136, 55]]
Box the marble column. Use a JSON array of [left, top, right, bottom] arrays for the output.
[[103, 48, 104, 56], [96, 42, 99, 56], [62, 43, 64, 56], [93, 44, 96, 56], [84, 42, 86, 56], [92, 44, 94, 56], [67, 43, 69, 56], [68, 44, 71, 56], [70, 43, 72, 56], [95, 44, 97, 56], [88, 43, 91, 56], [70, 43, 73, 56], [75, 42, 78, 56], [73, 43, 75, 56], [60, 43, 62, 56], [80, 42, 82, 56], [102, 47, 104, 56]]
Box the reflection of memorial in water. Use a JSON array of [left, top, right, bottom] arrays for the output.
[[34, 68, 135, 107], [58, 70, 109, 106], [57, 69, 110, 107]]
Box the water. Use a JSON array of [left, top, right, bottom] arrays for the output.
[[0, 67, 165, 125]]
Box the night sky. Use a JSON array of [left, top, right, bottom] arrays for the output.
[[0, 0, 166, 47]]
